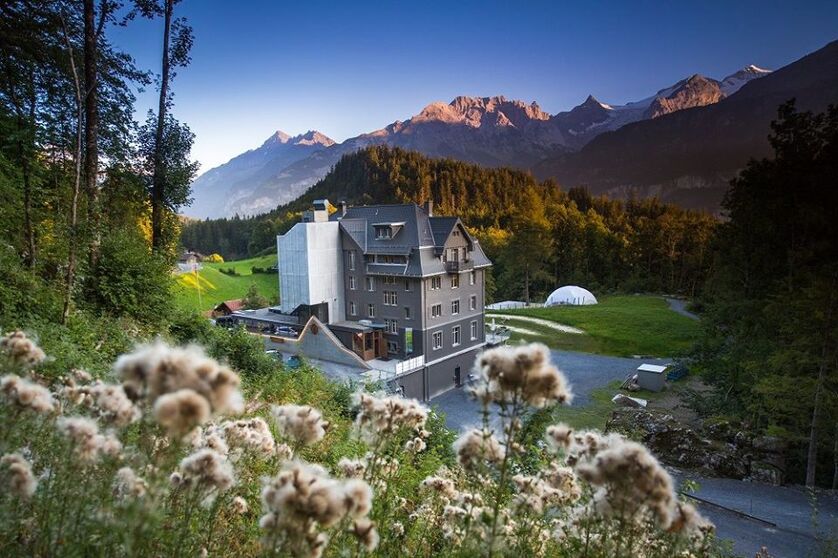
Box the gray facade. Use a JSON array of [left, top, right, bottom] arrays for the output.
[[279, 200, 492, 400]]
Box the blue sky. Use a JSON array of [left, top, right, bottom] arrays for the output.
[[110, 0, 838, 173]]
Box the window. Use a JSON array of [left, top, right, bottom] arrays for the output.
[[375, 226, 391, 239], [387, 340, 400, 354], [349, 275, 356, 290], [451, 274, 459, 288], [378, 255, 406, 264], [404, 306, 411, 320], [432, 331, 443, 350], [384, 291, 398, 306], [384, 319, 399, 334], [404, 279, 411, 291], [470, 271, 476, 285], [452, 326, 461, 347], [367, 304, 375, 318], [383, 275, 398, 285], [349, 301, 357, 316], [348, 251, 356, 270], [431, 304, 442, 318], [366, 277, 375, 292], [430, 276, 441, 290], [451, 299, 460, 315], [470, 295, 477, 311], [471, 320, 478, 340]]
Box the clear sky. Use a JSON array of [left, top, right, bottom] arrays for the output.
[[109, 0, 838, 174]]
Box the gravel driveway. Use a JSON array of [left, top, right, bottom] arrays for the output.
[[432, 349, 668, 431]]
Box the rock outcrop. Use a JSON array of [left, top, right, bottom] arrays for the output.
[[609, 409, 787, 485]]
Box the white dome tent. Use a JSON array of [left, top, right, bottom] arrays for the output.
[[545, 285, 598, 306]]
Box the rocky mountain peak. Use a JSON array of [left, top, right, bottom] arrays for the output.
[[290, 130, 336, 147], [260, 130, 292, 147], [645, 74, 725, 119]]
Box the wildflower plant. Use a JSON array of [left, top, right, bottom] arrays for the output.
[[0, 338, 721, 557]]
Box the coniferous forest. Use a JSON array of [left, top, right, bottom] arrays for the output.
[[182, 146, 718, 302]]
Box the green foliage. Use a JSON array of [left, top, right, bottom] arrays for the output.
[[696, 102, 838, 486], [83, 230, 174, 326], [241, 284, 269, 310]]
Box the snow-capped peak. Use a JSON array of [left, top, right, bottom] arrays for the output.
[[720, 65, 772, 95]]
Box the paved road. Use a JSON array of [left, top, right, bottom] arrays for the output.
[[666, 297, 699, 320], [676, 472, 838, 558], [432, 349, 668, 432]]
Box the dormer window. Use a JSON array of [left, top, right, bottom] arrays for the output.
[[373, 222, 404, 240]]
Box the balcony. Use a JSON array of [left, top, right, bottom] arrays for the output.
[[444, 259, 474, 273]]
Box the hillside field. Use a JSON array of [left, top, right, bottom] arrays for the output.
[[173, 255, 278, 312], [491, 295, 700, 357]]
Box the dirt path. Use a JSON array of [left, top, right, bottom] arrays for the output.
[[486, 313, 585, 334], [665, 297, 699, 320]]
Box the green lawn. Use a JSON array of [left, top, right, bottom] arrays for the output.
[[492, 295, 700, 357], [173, 255, 278, 313], [549, 380, 671, 430]]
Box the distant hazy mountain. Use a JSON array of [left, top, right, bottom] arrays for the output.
[[186, 62, 773, 218], [533, 41, 838, 211], [187, 130, 334, 219]]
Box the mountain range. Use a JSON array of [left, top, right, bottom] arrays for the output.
[[186, 41, 838, 218]]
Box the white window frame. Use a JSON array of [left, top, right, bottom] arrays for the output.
[[366, 277, 375, 292], [432, 331, 443, 350], [470, 295, 477, 311], [451, 299, 460, 315], [470, 320, 478, 340], [349, 251, 356, 270], [349, 301, 357, 316], [404, 279, 411, 291], [384, 290, 398, 306], [404, 306, 411, 320], [452, 326, 461, 347], [451, 274, 459, 289], [430, 276, 441, 290], [349, 275, 356, 290], [431, 303, 442, 318], [385, 319, 399, 334], [367, 304, 375, 318], [470, 271, 475, 285]]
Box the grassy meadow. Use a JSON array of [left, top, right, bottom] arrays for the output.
[[491, 295, 701, 357], [173, 255, 278, 312]]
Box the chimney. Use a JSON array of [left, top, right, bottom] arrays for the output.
[[338, 200, 347, 217], [423, 199, 433, 216]]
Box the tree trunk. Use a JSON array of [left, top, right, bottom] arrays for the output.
[[83, 0, 100, 267], [61, 14, 83, 324], [151, 0, 173, 251], [524, 266, 530, 305], [805, 286, 836, 487]]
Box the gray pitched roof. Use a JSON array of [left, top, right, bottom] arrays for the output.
[[334, 203, 491, 276]]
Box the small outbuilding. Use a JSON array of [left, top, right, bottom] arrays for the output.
[[212, 299, 244, 317], [636, 363, 668, 392], [545, 285, 598, 306]]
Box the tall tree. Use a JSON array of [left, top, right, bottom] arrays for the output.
[[135, 0, 193, 251], [698, 102, 838, 486]]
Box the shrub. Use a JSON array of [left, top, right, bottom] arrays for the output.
[[83, 230, 173, 326]]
